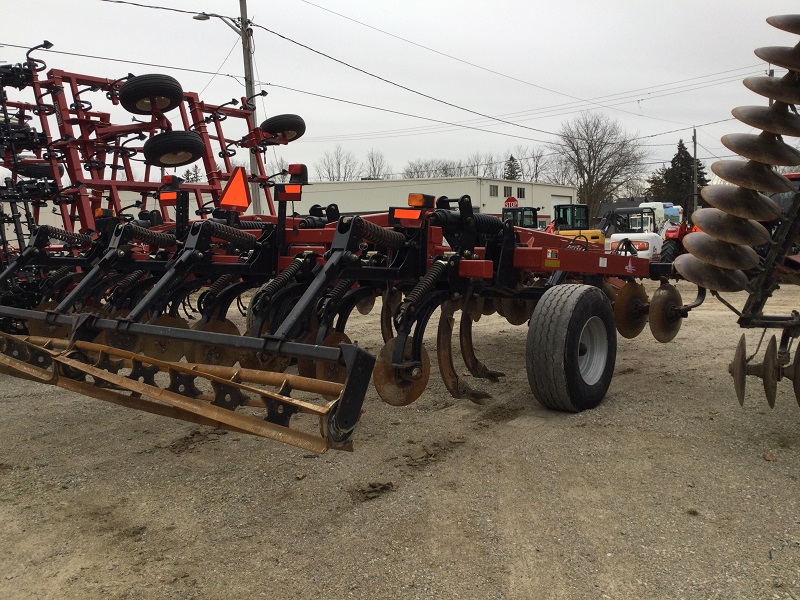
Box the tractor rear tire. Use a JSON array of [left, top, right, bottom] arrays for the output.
[[119, 74, 184, 115], [660, 238, 681, 263], [142, 131, 205, 167], [526, 284, 616, 412], [259, 114, 306, 144]]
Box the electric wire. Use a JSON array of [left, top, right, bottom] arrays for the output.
[[200, 38, 240, 96], [91, 0, 764, 147], [297, 0, 762, 125]]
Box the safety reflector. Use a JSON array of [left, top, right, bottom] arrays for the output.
[[219, 167, 253, 212], [393, 208, 422, 220], [274, 183, 302, 202], [389, 206, 425, 227], [159, 191, 178, 203]]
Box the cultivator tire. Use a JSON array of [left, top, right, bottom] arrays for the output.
[[143, 131, 205, 167], [259, 114, 306, 143], [526, 284, 616, 412], [119, 74, 184, 115], [660, 239, 681, 263], [14, 160, 63, 179]]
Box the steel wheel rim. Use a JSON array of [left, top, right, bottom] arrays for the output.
[[578, 315, 607, 385], [135, 96, 170, 111], [160, 150, 193, 165]]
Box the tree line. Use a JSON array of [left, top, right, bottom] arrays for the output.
[[183, 111, 709, 221], [308, 112, 708, 219]]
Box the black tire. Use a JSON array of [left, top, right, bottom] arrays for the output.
[[259, 114, 306, 144], [142, 131, 205, 167], [119, 74, 184, 115], [526, 284, 616, 412], [660, 238, 681, 263], [14, 160, 64, 179]]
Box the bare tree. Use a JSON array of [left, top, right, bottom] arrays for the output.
[[265, 155, 289, 182], [361, 149, 392, 179], [617, 177, 649, 199], [543, 154, 576, 187], [314, 144, 361, 181], [402, 158, 461, 178], [462, 152, 501, 178], [511, 145, 549, 182], [547, 112, 648, 217]]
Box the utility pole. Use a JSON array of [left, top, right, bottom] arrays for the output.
[[195, 1, 264, 214], [238, 0, 263, 214], [692, 127, 698, 220]]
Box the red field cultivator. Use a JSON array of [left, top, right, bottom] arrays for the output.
[[11, 32, 796, 454]]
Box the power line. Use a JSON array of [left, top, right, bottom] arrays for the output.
[[297, 0, 761, 127], [0, 42, 239, 80], [248, 22, 567, 139], [264, 84, 556, 144], [98, 0, 228, 18], [92, 2, 758, 145], [1, 40, 739, 154]]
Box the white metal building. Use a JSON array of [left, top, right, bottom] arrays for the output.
[[300, 177, 576, 227]]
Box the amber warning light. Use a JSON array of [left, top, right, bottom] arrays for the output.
[[408, 193, 435, 208]]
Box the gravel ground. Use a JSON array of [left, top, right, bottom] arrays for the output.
[[1, 279, 799, 599]]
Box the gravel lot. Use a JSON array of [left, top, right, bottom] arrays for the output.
[[1, 279, 799, 599]]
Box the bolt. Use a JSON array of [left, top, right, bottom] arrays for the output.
[[116, 250, 125, 258], [411, 367, 422, 380]]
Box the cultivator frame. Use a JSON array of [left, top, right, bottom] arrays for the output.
[[1, 40, 725, 453]]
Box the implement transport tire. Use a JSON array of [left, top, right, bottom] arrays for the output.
[[526, 284, 616, 412], [119, 74, 184, 115], [14, 160, 63, 179], [143, 131, 205, 167], [259, 114, 306, 143]]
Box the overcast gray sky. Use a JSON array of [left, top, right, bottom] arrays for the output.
[[2, 0, 800, 180]]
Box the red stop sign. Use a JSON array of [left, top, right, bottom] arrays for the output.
[[504, 197, 518, 208]]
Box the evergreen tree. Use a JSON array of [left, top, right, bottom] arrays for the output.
[[503, 154, 521, 180], [646, 140, 708, 204], [181, 164, 203, 183]]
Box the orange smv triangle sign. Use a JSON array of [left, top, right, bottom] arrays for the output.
[[218, 167, 252, 212]]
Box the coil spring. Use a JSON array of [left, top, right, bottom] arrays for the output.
[[257, 257, 303, 304], [127, 224, 177, 248], [404, 259, 448, 307], [39, 266, 72, 295], [358, 218, 406, 250], [115, 270, 146, 294], [45, 266, 72, 282], [474, 213, 505, 236], [38, 225, 92, 247], [197, 274, 237, 314], [208, 221, 258, 250], [237, 220, 268, 231], [207, 273, 237, 298], [328, 279, 355, 304]]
